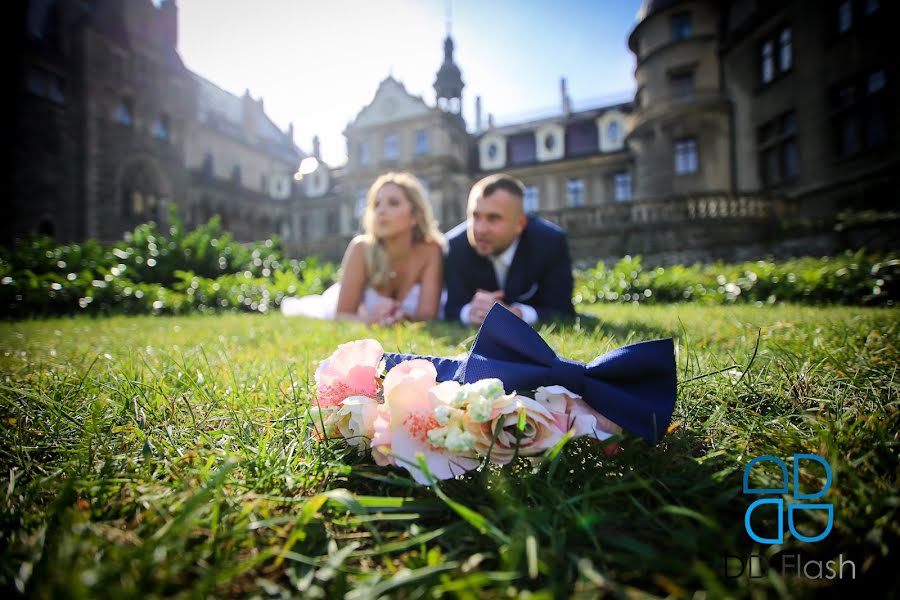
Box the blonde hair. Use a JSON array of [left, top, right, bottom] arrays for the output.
[[361, 172, 445, 288]]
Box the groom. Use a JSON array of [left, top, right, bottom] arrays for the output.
[[444, 173, 576, 326]]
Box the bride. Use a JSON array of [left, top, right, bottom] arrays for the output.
[[281, 172, 445, 325]]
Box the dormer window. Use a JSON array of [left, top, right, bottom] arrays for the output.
[[115, 97, 134, 125], [544, 133, 556, 151], [671, 12, 692, 41], [607, 122, 621, 145]]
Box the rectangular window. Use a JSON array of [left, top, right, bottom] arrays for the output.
[[566, 178, 585, 207], [838, 0, 852, 32], [757, 110, 799, 186], [761, 41, 775, 84], [26, 66, 65, 103], [326, 210, 338, 235], [152, 113, 169, 140], [670, 71, 695, 101], [384, 133, 399, 160], [760, 25, 792, 85], [674, 138, 698, 174], [355, 187, 367, 218], [300, 215, 309, 238], [116, 97, 134, 125], [865, 69, 889, 149], [523, 185, 540, 213], [865, 0, 880, 15], [415, 129, 429, 155], [671, 12, 692, 40], [829, 68, 889, 158], [778, 27, 792, 72], [614, 172, 632, 202], [359, 142, 369, 165]]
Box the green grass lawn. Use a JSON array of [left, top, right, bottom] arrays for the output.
[[1, 305, 897, 598]]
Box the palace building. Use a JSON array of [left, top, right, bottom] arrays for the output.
[[12, 0, 898, 262]]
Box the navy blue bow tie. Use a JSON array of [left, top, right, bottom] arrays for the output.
[[384, 304, 677, 444]]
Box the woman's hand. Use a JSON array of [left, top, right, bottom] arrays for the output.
[[378, 305, 408, 326], [367, 297, 401, 325]]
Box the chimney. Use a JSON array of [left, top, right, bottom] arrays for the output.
[[241, 89, 258, 142], [159, 0, 178, 50], [287, 122, 294, 140], [312, 135, 321, 160], [475, 96, 482, 133], [560, 77, 572, 114], [488, 113, 494, 129]]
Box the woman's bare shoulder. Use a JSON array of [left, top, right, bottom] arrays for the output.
[[345, 235, 371, 254], [418, 239, 444, 261]]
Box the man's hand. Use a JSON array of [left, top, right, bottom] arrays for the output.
[[468, 289, 505, 325]]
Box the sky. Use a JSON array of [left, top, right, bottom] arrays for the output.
[[177, 0, 644, 166]]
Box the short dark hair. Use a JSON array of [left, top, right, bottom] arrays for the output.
[[476, 173, 524, 200]]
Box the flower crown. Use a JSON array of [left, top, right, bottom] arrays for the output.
[[309, 304, 677, 485]]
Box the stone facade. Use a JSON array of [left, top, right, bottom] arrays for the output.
[[11, 0, 301, 246], [12, 0, 898, 264], [293, 0, 897, 262]]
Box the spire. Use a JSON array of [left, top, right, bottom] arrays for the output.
[[433, 6, 464, 115]]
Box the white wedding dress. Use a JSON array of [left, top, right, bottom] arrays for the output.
[[280, 283, 425, 320]]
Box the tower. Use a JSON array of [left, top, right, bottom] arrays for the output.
[[433, 29, 464, 114]]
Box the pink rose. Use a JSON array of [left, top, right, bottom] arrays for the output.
[[314, 339, 383, 408], [467, 394, 566, 465], [381, 360, 478, 484], [535, 385, 622, 456], [371, 404, 395, 466], [534, 385, 621, 441]]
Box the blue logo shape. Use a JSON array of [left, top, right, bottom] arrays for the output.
[[743, 455, 789, 494], [742, 453, 834, 544], [788, 504, 834, 543], [792, 453, 832, 500], [745, 498, 784, 544]]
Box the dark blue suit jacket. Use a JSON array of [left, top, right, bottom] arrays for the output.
[[444, 216, 575, 322]]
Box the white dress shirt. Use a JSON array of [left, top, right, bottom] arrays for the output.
[[460, 237, 538, 325]]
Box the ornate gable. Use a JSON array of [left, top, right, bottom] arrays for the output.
[[347, 77, 431, 131]]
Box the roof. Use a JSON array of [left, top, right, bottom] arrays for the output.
[[192, 74, 301, 164], [477, 102, 634, 138]]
